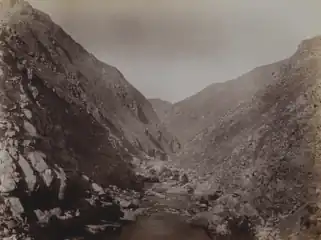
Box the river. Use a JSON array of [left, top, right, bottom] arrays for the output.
[[119, 212, 210, 240]]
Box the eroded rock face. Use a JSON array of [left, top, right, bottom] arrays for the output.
[[0, 39, 135, 239]]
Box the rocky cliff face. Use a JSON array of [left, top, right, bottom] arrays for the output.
[[173, 37, 321, 238], [2, 0, 179, 160], [0, 1, 178, 239]]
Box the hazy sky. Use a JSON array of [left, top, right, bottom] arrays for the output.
[[27, 0, 321, 102]]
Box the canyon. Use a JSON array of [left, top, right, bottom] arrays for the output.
[[1, 1, 321, 239]]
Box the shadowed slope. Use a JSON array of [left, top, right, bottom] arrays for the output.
[[0, 1, 178, 239]]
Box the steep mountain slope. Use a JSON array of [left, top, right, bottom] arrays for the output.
[[1, 0, 179, 160], [156, 59, 287, 144], [0, 1, 177, 239], [175, 37, 321, 238]]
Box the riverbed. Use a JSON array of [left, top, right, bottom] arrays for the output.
[[120, 212, 210, 240]]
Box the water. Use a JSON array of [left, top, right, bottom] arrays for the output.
[[120, 212, 210, 240]]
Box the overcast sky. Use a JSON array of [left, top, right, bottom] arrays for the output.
[[27, 0, 321, 102]]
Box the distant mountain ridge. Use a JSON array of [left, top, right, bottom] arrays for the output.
[[149, 98, 172, 120], [151, 59, 287, 145]]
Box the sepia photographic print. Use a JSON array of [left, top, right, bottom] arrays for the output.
[[0, 0, 321, 239]]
